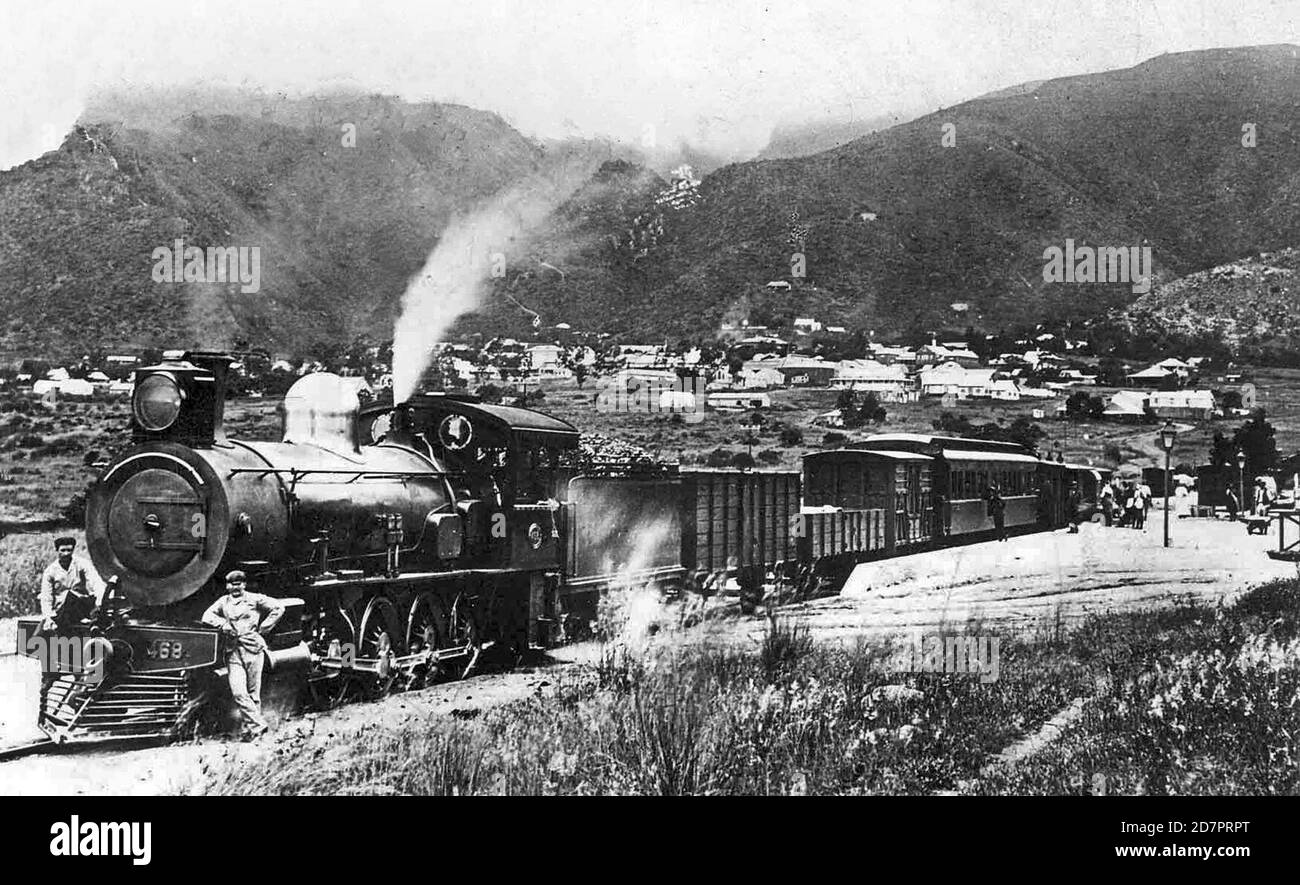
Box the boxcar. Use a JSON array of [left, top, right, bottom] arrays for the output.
[[680, 469, 801, 591]]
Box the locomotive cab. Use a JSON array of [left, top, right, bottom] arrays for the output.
[[359, 393, 579, 570]]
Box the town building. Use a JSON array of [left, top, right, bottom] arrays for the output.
[[1104, 390, 1150, 421], [832, 360, 914, 397], [1148, 389, 1216, 420], [918, 363, 997, 398]]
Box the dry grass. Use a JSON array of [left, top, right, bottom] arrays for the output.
[[0, 530, 88, 618], [186, 576, 1300, 796], [190, 616, 1091, 796]]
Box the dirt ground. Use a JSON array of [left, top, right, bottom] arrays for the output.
[[0, 504, 1291, 795]]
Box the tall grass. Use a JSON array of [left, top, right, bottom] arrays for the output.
[[190, 577, 1300, 796], [190, 616, 1093, 796], [0, 531, 88, 619], [976, 577, 1300, 795]]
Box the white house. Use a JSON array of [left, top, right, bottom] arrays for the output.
[[526, 344, 562, 368], [35, 378, 94, 398], [1105, 390, 1149, 420], [1128, 365, 1174, 385], [708, 392, 771, 411], [1149, 389, 1215, 420], [988, 378, 1021, 401], [919, 363, 997, 398], [1155, 357, 1193, 379], [832, 360, 913, 396]]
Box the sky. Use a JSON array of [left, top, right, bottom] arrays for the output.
[[3, 0, 1300, 170]]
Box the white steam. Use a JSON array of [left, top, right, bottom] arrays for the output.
[[391, 175, 582, 402], [598, 517, 680, 644]]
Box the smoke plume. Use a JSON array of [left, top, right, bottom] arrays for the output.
[[390, 172, 585, 402]]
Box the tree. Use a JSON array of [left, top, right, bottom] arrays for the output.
[[933, 412, 974, 436], [1096, 357, 1127, 387], [476, 383, 505, 404], [706, 448, 735, 467], [835, 389, 857, 412], [855, 391, 886, 425], [1064, 391, 1091, 417], [1216, 409, 1278, 475], [1006, 416, 1044, 449]]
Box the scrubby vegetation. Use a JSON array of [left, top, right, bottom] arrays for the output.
[[0, 530, 90, 619], [189, 576, 1300, 796]]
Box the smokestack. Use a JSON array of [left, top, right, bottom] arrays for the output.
[[184, 351, 235, 444]]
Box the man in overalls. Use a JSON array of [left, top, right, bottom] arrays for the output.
[[200, 570, 286, 740]]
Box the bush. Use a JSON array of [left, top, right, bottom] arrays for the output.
[[732, 452, 756, 469], [705, 448, 735, 468], [757, 449, 782, 464], [778, 427, 804, 447], [823, 432, 847, 446]]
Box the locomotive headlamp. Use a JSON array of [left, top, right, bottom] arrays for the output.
[[133, 373, 185, 431]]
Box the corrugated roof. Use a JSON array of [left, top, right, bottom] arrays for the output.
[[941, 449, 1040, 464]]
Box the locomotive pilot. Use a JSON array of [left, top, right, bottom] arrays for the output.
[[39, 537, 104, 630], [201, 570, 286, 740]]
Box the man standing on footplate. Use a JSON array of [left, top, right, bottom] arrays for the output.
[[201, 570, 286, 740]]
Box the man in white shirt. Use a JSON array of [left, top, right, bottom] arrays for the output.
[[39, 537, 104, 629]]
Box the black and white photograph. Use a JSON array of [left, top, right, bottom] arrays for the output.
[[0, 0, 1295, 856]]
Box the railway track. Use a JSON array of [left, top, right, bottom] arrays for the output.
[[0, 737, 53, 762]]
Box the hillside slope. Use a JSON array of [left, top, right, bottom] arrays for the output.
[[462, 45, 1300, 341], [0, 91, 544, 357], [8, 47, 1300, 355], [1120, 247, 1300, 358]]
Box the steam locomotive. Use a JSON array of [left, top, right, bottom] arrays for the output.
[[17, 350, 1094, 745]]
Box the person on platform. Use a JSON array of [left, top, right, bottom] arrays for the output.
[[1116, 485, 1132, 528], [200, 571, 286, 740], [987, 484, 1008, 542], [1254, 478, 1274, 517], [1100, 481, 1115, 526], [1130, 484, 1146, 530], [1225, 484, 1240, 521], [38, 537, 104, 630], [1065, 485, 1081, 533]]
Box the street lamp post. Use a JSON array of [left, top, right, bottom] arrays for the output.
[[1158, 421, 1178, 548], [1237, 449, 1247, 519]]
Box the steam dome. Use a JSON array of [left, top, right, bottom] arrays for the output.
[[282, 372, 361, 453]]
